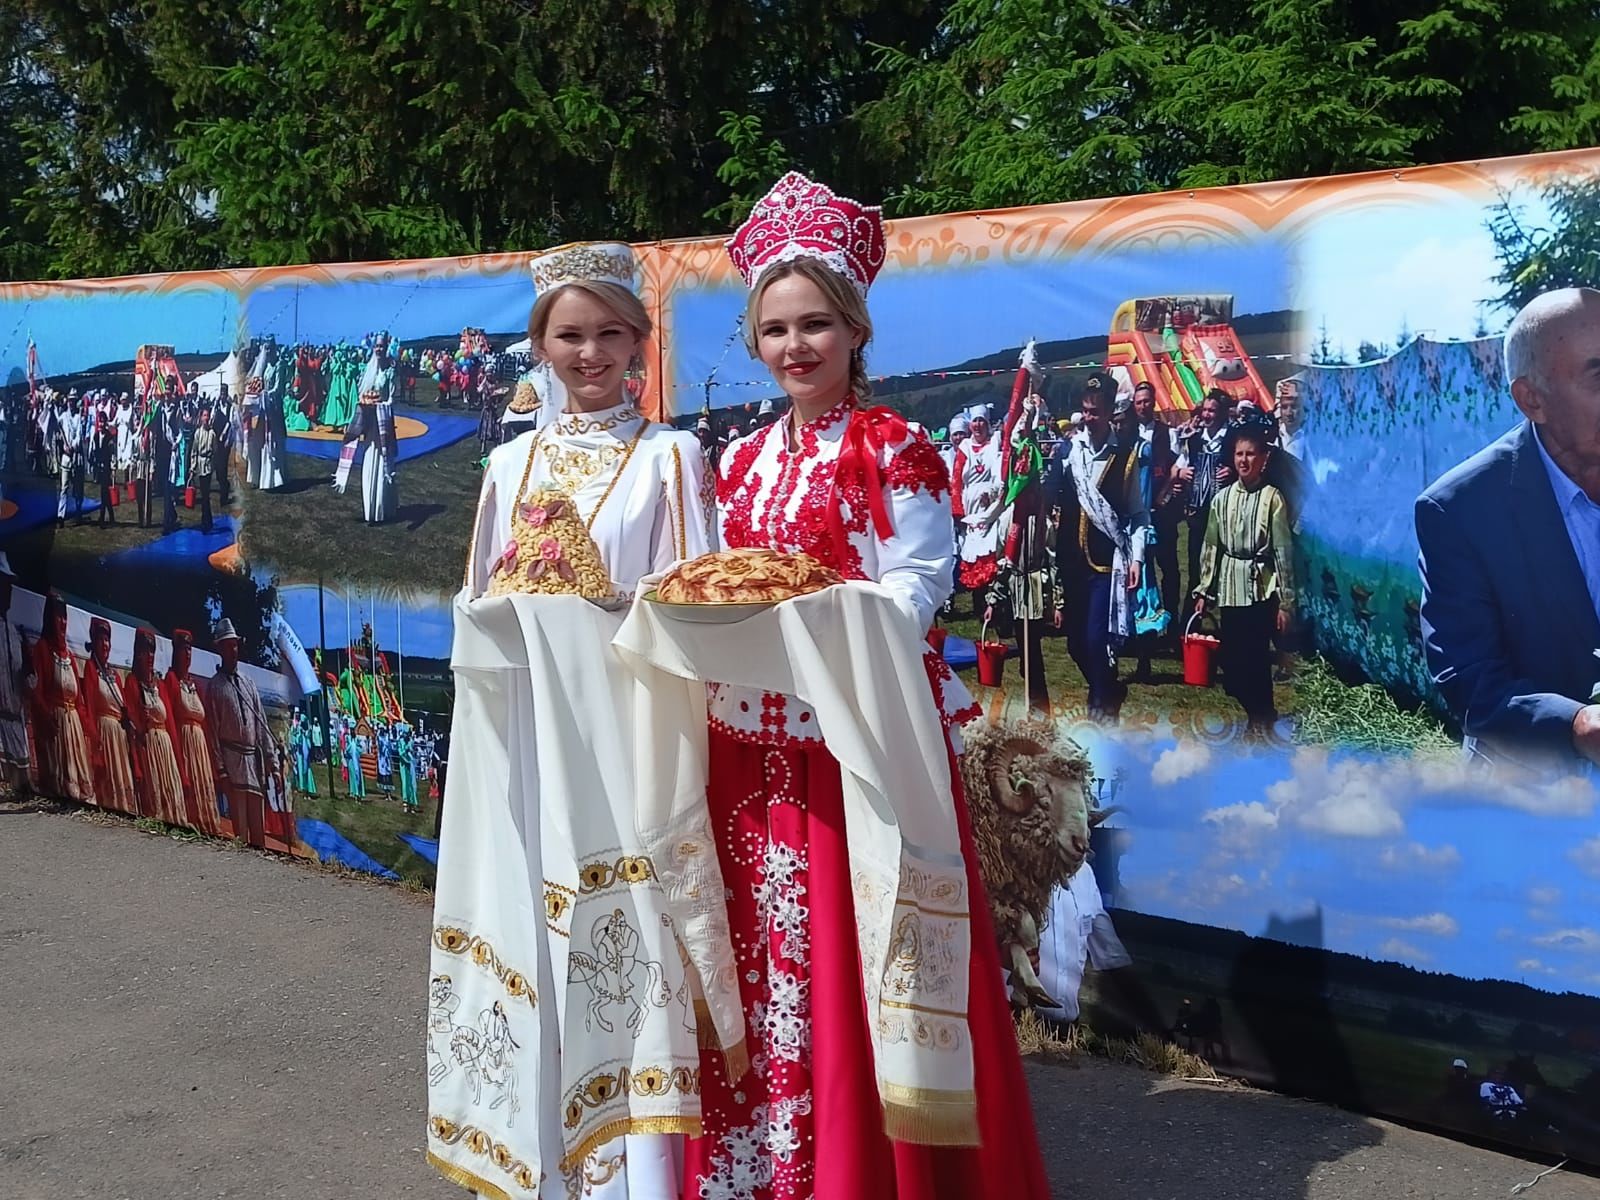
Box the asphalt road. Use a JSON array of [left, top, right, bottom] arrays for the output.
[[3, 802, 1596, 1200]]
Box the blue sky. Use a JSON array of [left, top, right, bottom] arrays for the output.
[[277, 582, 454, 661], [1292, 186, 1559, 356], [670, 236, 1294, 410], [1073, 725, 1600, 996], [0, 285, 240, 381], [244, 274, 529, 347]]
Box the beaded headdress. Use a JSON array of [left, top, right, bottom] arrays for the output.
[[726, 172, 886, 296], [527, 241, 639, 298]]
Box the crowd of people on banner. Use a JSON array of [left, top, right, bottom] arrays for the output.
[[0, 380, 236, 533], [2, 326, 526, 531], [935, 371, 1309, 733], [0, 566, 293, 852], [283, 705, 440, 810]]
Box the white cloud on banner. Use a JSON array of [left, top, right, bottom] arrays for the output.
[[1202, 800, 1279, 831], [1529, 885, 1563, 907], [1532, 928, 1600, 954], [1570, 836, 1600, 880], [1377, 842, 1462, 872], [1152, 741, 1213, 786], [1518, 959, 1557, 976], [1378, 913, 1461, 938], [1266, 751, 1406, 838], [1250, 748, 1595, 845], [1379, 937, 1432, 964]]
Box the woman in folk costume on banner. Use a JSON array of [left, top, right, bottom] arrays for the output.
[[953, 402, 1005, 603], [27, 593, 94, 804], [336, 334, 399, 523], [428, 242, 716, 1200], [675, 172, 1050, 1199], [124, 627, 189, 827], [81, 617, 140, 816], [162, 629, 227, 836]]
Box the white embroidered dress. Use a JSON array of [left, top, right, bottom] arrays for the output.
[[430, 400, 717, 1200], [952, 434, 1003, 589]]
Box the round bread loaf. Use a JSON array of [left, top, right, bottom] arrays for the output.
[[656, 548, 843, 604]]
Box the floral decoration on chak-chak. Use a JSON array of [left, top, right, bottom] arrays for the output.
[[486, 486, 615, 601]]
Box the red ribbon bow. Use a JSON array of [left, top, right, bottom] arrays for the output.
[[831, 404, 909, 548]]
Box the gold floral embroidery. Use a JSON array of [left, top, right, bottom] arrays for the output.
[[531, 246, 635, 294], [432, 926, 537, 1007], [554, 405, 640, 436], [429, 1118, 537, 1196], [545, 883, 575, 930], [563, 1064, 700, 1131], [575, 854, 657, 894]]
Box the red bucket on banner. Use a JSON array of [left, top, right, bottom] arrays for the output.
[[1182, 611, 1220, 687], [976, 619, 1007, 687], [108, 484, 119, 506], [184, 485, 196, 508]]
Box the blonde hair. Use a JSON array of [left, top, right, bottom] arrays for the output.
[[744, 257, 874, 399], [527, 280, 653, 354]]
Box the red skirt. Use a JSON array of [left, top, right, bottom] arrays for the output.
[[683, 728, 1050, 1200]]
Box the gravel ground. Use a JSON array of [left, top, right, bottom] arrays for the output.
[[3, 803, 1595, 1200]]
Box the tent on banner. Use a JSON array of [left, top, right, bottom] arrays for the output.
[[191, 351, 243, 401], [503, 337, 533, 356]]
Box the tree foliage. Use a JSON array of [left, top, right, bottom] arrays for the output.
[[1487, 177, 1600, 314], [6, 0, 1600, 279]]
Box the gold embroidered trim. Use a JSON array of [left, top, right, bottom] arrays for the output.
[[532, 246, 635, 294], [427, 1149, 519, 1200], [428, 1118, 539, 1194], [555, 405, 640, 435], [433, 926, 537, 1007], [576, 855, 656, 893], [880, 998, 969, 1019], [564, 1065, 699, 1129], [544, 883, 575, 924], [559, 1114, 704, 1174], [881, 1094, 982, 1148], [671, 444, 687, 561]]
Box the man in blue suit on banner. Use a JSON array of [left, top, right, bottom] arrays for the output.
[[1416, 287, 1600, 772]]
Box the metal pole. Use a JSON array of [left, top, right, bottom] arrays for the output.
[[396, 597, 405, 714]]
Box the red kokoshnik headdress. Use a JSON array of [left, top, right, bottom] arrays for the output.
[[726, 172, 887, 296], [728, 173, 920, 550]]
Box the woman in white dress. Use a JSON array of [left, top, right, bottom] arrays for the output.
[[429, 243, 714, 1200], [338, 336, 398, 522]]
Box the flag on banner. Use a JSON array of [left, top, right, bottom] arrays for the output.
[[25, 337, 39, 401]]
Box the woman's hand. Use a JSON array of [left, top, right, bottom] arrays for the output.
[[1127, 561, 1142, 590], [1276, 608, 1290, 636], [983, 604, 995, 625], [1194, 596, 1207, 616]]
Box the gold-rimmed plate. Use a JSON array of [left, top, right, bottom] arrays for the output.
[[643, 590, 776, 624]]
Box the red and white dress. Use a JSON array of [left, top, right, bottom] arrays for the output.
[[689, 395, 1049, 1200], [952, 434, 1003, 590]]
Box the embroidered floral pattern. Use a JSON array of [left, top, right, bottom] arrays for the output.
[[692, 749, 818, 1200]]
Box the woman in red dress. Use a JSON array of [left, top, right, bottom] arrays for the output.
[[684, 172, 1051, 1200]]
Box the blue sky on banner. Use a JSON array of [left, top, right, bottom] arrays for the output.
[[668, 234, 1294, 411], [277, 583, 453, 662], [1077, 727, 1600, 997], [0, 285, 239, 382], [1295, 186, 1559, 357], [243, 273, 529, 348]]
